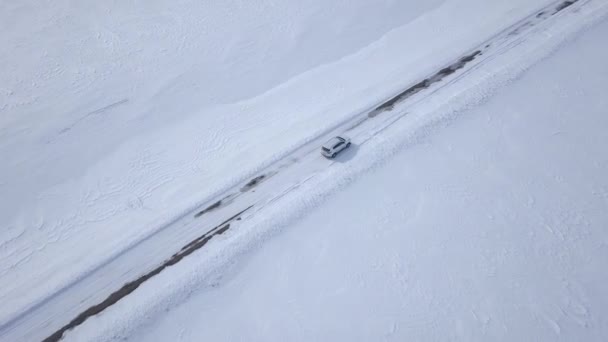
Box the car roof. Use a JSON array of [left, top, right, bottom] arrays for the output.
[[323, 137, 342, 148]]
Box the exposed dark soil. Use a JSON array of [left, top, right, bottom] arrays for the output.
[[44, 206, 253, 342], [366, 0, 580, 120], [555, 0, 577, 13], [181, 208, 250, 252], [194, 200, 222, 218], [241, 175, 266, 192], [370, 79, 428, 116], [369, 50, 481, 117]]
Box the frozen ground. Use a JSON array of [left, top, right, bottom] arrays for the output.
[[0, 0, 561, 337], [50, 1, 608, 341], [117, 14, 608, 342], [2, 0, 608, 340]]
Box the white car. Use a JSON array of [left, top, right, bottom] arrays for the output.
[[321, 135, 351, 158]]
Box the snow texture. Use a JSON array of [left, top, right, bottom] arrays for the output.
[[61, 0, 608, 341], [126, 14, 608, 342], [0, 0, 559, 335]]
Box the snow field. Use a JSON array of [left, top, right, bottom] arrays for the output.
[[0, 0, 557, 330], [65, 1, 608, 341]]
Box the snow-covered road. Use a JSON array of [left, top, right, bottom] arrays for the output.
[[1, 0, 605, 341]]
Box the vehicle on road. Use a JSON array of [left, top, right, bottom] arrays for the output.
[[321, 135, 351, 158]]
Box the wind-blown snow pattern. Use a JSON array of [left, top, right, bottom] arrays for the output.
[[59, 0, 608, 341], [3, 0, 450, 327], [2, 0, 608, 340], [109, 7, 608, 342]]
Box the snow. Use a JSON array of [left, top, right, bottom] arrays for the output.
[[119, 13, 608, 341], [0, 0, 564, 336], [2, 0, 444, 324], [55, 1, 608, 341]]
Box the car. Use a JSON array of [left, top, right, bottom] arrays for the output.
[[321, 135, 351, 158]]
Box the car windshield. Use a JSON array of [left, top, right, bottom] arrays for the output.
[[322, 147, 330, 152]]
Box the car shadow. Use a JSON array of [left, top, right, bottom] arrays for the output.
[[333, 143, 359, 163]]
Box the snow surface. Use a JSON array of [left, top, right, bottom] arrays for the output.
[[122, 15, 608, 342], [0, 0, 560, 333], [58, 1, 608, 341]]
